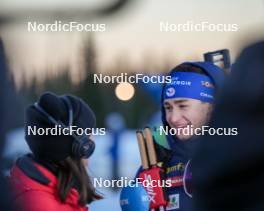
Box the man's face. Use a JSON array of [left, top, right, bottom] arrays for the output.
[[164, 98, 213, 141]]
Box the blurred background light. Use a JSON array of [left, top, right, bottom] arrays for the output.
[[115, 82, 135, 101]]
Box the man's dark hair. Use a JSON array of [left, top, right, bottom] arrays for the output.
[[171, 63, 209, 76]]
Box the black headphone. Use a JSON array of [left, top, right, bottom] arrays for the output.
[[33, 96, 95, 159]]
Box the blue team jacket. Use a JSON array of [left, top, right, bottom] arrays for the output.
[[158, 134, 198, 211]]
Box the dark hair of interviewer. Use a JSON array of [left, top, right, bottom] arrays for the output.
[[55, 156, 102, 206]]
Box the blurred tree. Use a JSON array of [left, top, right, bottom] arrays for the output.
[[20, 35, 162, 128]]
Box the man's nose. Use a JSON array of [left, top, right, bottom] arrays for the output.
[[170, 109, 183, 125]]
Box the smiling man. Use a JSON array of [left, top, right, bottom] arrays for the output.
[[156, 61, 226, 211], [163, 98, 213, 140], [121, 61, 226, 211], [162, 64, 217, 141]]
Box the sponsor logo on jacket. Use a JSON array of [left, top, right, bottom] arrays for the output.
[[166, 163, 185, 174]]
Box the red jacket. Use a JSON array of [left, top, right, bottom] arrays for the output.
[[9, 155, 88, 211]]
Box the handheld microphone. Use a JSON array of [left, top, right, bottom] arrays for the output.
[[120, 184, 150, 211]]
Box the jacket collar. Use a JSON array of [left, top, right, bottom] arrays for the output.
[[13, 154, 81, 206], [16, 154, 53, 185]]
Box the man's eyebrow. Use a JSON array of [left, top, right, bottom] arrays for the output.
[[173, 99, 187, 104], [164, 99, 187, 106]]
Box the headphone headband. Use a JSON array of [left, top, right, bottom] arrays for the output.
[[61, 96, 73, 127]]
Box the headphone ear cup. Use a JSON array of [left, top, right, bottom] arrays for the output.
[[82, 139, 95, 158], [72, 136, 95, 159]]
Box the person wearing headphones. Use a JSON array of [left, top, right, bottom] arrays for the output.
[[9, 92, 102, 211]]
